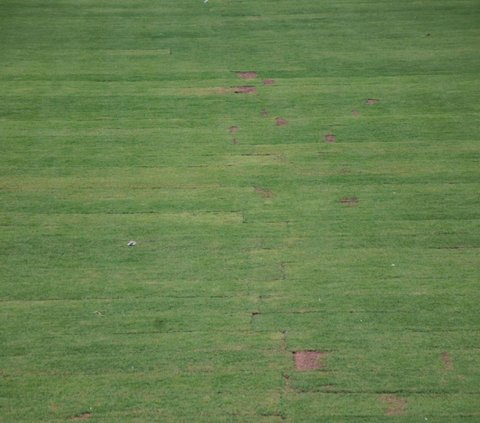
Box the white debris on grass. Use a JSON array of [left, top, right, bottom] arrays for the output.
[[127, 240, 137, 247]]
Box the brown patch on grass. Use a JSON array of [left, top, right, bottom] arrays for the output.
[[324, 134, 336, 143], [383, 395, 407, 416], [367, 98, 379, 105], [275, 117, 288, 126], [232, 138, 238, 145], [263, 79, 275, 85], [352, 109, 361, 117], [237, 71, 257, 80], [229, 126, 239, 134], [442, 351, 454, 370], [72, 412, 92, 420], [340, 197, 359, 206], [255, 187, 274, 198], [260, 109, 269, 117], [293, 351, 327, 371], [233, 86, 257, 94]]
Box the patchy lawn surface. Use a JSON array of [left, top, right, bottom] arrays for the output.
[[1, 0, 479, 421]]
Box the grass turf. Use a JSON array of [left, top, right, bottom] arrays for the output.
[[1, 0, 479, 421]]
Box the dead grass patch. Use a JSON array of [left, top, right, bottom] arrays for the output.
[[263, 79, 275, 85], [442, 351, 454, 370], [340, 197, 359, 206], [255, 187, 274, 198], [367, 98, 379, 105], [383, 395, 407, 416], [275, 117, 288, 126]]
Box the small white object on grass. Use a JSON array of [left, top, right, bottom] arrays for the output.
[[127, 240, 137, 247], [204, 0, 208, 3]]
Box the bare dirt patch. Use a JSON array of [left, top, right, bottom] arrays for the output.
[[260, 109, 269, 117], [275, 117, 288, 126], [367, 98, 379, 105], [293, 351, 327, 371], [442, 352, 454, 370], [229, 126, 239, 134], [255, 187, 274, 198], [324, 134, 336, 143], [383, 395, 407, 416], [233, 86, 257, 94], [340, 197, 359, 206], [72, 412, 92, 420], [237, 71, 257, 80], [232, 137, 238, 145], [263, 79, 275, 85]]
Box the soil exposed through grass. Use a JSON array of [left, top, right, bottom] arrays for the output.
[[367, 98, 379, 105], [263, 79, 275, 85], [325, 134, 336, 143], [72, 412, 92, 420], [237, 71, 257, 80], [234, 86, 257, 94], [293, 351, 327, 371], [276, 117, 288, 126]]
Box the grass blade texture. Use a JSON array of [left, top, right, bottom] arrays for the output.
[[1, 0, 479, 421]]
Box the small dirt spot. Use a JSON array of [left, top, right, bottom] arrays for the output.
[[324, 134, 336, 143], [233, 86, 257, 94], [442, 352, 454, 370], [232, 137, 238, 145], [294, 351, 327, 371], [237, 71, 257, 80], [260, 109, 269, 117], [255, 187, 274, 198], [72, 412, 92, 420], [275, 117, 288, 126], [340, 197, 359, 206], [352, 109, 361, 117], [229, 126, 239, 134], [383, 395, 407, 416], [263, 79, 275, 85], [367, 98, 379, 105]]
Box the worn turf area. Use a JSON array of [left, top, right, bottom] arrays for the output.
[[1, 0, 479, 421]]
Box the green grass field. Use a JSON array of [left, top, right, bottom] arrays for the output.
[[1, 0, 479, 421]]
